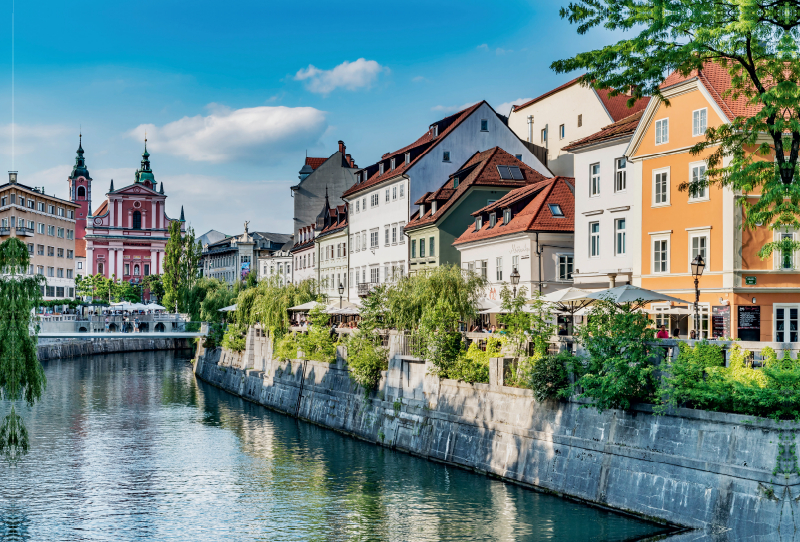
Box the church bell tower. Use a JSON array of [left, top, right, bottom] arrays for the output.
[[68, 134, 92, 240]]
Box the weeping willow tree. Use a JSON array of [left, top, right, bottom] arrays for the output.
[[248, 277, 319, 336], [0, 237, 46, 460]]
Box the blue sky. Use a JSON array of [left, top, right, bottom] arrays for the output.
[[0, 0, 618, 236]]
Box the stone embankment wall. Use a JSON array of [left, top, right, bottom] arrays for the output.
[[194, 329, 797, 541], [38, 337, 190, 361]]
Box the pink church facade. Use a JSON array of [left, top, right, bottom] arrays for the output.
[[82, 143, 185, 282]]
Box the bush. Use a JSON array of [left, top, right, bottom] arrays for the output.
[[448, 337, 503, 384], [299, 305, 338, 363], [221, 323, 247, 352], [274, 332, 300, 361], [346, 333, 388, 390], [519, 351, 572, 402]]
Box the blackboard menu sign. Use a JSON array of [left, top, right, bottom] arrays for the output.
[[712, 306, 731, 339], [738, 306, 761, 342]]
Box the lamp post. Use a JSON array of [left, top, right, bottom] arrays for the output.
[[338, 282, 345, 309], [691, 254, 705, 339], [510, 267, 520, 298]]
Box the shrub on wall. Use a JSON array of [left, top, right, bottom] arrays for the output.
[[344, 288, 387, 390], [299, 305, 338, 363], [518, 351, 572, 402], [221, 323, 247, 352], [447, 337, 503, 384], [274, 332, 301, 361]]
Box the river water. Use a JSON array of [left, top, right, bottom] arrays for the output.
[[0, 351, 673, 541]]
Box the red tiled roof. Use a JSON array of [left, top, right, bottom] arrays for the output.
[[93, 201, 108, 216], [405, 147, 549, 232], [453, 177, 574, 245], [341, 102, 486, 198], [659, 61, 762, 120], [306, 157, 327, 170], [562, 110, 646, 151], [511, 76, 649, 122], [75, 238, 86, 258]]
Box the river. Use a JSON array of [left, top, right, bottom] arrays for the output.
[[0, 351, 673, 541]]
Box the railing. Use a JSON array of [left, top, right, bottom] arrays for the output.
[[397, 332, 421, 357], [15, 226, 33, 236], [0, 227, 10, 236], [357, 282, 379, 297]]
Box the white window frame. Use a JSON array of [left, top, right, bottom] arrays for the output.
[[688, 161, 709, 202], [590, 163, 600, 197], [495, 256, 503, 281], [652, 167, 670, 207], [651, 234, 670, 274], [774, 304, 800, 343], [775, 230, 797, 270], [589, 222, 600, 258], [688, 229, 710, 272], [655, 118, 669, 145], [614, 158, 627, 192], [557, 253, 574, 281], [559, 124, 565, 139], [651, 302, 670, 328], [615, 218, 626, 256], [692, 107, 707, 137]]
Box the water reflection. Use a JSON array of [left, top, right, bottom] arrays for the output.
[[0, 351, 671, 541]]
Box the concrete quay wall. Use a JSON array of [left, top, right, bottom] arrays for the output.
[[194, 332, 799, 541], [38, 337, 191, 361]]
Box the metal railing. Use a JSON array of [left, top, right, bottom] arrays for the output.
[[15, 226, 33, 236]]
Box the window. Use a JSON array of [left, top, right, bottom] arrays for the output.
[[57, 227, 64, 238], [559, 124, 565, 139], [399, 184, 404, 198], [692, 108, 707, 137], [420, 238, 426, 258], [48, 225, 55, 236], [689, 164, 707, 200], [615, 158, 627, 192], [37, 223, 44, 234], [356, 200, 360, 213], [67, 229, 74, 240], [399, 222, 405, 242], [496, 257, 503, 281], [18, 197, 24, 206], [57, 268, 64, 278], [497, 165, 524, 180], [405, 152, 411, 165], [124, 263, 130, 276], [37, 265, 44, 275], [57, 248, 64, 258], [47, 246, 54, 257], [390, 158, 395, 170], [37, 245, 44, 255], [489, 213, 497, 227], [392, 226, 397, 244], [411, 239, 416, 258], [475, 216, 482, 231], [479, 260, 488, 279], [429, 236, 435, 257], [26, 243, 33, 254], [27, 199, 33, 209], [38, 202, 45, 212], [350, 235, 354, 253], [48, 205, 55, 215], [590, 163, 600, 196], [47, 267, 54, 277], [776, 306, 800, 342], [549, 204, 564, 217], [67, 269, 73, 279], [503, 208, 511, 224], [654, 169, 669, 205], [541, 128, 547, 143], [393, 186, 397, 200], [653, 238, 669, 273], [453, 177, 459, 188], [144, 264, 150, 276], [443, 151, 451, 162], [0, 197, 6, 206], [690, 233, 708, 268], [133, 211, 142, 229], [615, 219, 626, 255], [590, 222, 600, 257], [370, 267, 379, 283], [385, 227, 389, 245], [655, 118, 669, 145], [558, 255, 574, 280], [480, 119, 489, 131], [57, 207, 65, 217], [514, 154, 522, 161], [370, 230, 378, 248], [781, 233, 794, 269], [577, 114, 582, 127], [77, 262, 83, 270], [362, 198, 366, 211], [371, 193, 379, 207], [385, 189, 390, 202], [511, 255, 519, 276], [379, 163, 385, 175]]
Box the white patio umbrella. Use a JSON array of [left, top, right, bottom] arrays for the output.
[[542, 287, 595, 315], [586, 285, 690, 310], [145, 303, 167, 311], [218, 304, 237, 312], [288, 300, 327, 311]]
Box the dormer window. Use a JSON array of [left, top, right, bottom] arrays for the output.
[[549, 204, 565, 217], [503, 208, 511, 224], [432, 201, 438, 214], [475, 216, 483, 231], [390, 158, 396, 170], [405, 152, 411, 165], [432, 125, 439, 138], [420, 204, 425, 216], [489, 213, 497, 227], [453, 177, 459, 188], [379, 163, 385, 175]]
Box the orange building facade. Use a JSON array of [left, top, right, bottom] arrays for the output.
[[628, 64, 798, 342]]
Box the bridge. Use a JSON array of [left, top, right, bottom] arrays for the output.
[[39, 331, 206, 339]]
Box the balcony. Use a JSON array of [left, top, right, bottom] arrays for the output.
[[357, 282, 379, 297], [0, 227, 10, 236], [15, 226, 33, 236]]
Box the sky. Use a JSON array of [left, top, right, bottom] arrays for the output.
[[0, 0, 620, 237]]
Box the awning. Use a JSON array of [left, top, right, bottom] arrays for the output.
[[219, 304, 237, 312]]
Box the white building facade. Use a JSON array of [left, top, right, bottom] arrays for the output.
[[563, 111, 644, 289], [344, 101, 550, 302], [317, 226, 349, 302]]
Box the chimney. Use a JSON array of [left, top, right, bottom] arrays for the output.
[[338, 140, 345, 154], [346, 154, 353, 167], [8, 171, 17, 184]]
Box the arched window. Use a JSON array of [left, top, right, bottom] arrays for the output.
[[77, 186, 86, 200], [134, 264, 140, 276], [133, 211, 142, 229], [98, 263, 104, 275]]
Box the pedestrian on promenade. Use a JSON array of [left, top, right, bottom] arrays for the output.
[[105, 316, 110, 333], [656, 325, 669, 339]]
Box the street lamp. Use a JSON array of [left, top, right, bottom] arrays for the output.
[[691, 254, 705, 339], [510, 267, 520, 297], [338, 282, 345, 309]]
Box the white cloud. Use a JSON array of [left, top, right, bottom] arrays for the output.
[[431, 101, 479, 113], [412, 75, 427, 83], [494, 98, 533, 116], [476, 44, 489, 51], [0, 124, 71, 157], [294, 58, 387, 95], [128, 105, 327, 163], [161, 173, 293, 235], [496, 47, 513, 55]]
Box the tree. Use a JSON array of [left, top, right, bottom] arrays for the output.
[[554, 1, 800, 257], [0, 237, 46, 460], [162, 221, 183, 312], [142, 274, 164, 302], [179, 226, 202, 309]]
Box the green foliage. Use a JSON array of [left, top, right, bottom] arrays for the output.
[[162, 220, 183, 311], [553, 1, 800, 257], [249, 276, 318, 336], [498, 285, 554, 359], [142, 274, 165, 302], [274, 332, 301, 361], [345, 287, 388, 390], [0, 237, 46, 460], [221, 323, 247, 352], [519, 351, 573, 403], [448, 337, 503, 384], [572, 299, 659, 410], [660, 343, 800, 420], [299, 305, 338, 363]]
